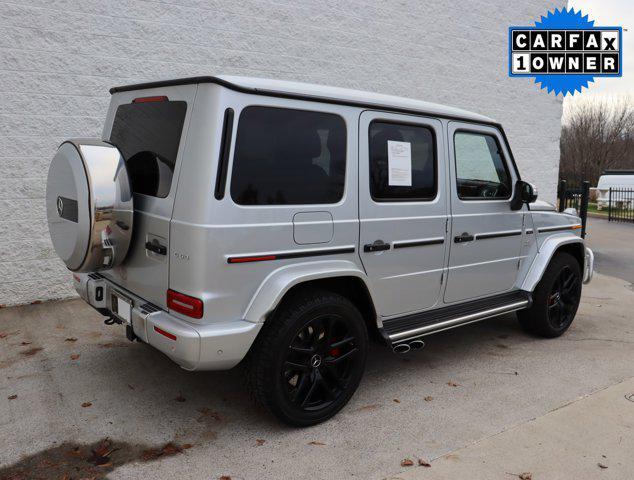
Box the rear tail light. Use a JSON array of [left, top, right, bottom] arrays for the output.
[[167, 289, 203, 319]]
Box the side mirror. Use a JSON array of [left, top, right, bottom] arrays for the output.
[[510, 181, 538, 210]]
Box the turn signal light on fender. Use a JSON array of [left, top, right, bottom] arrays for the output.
[[167, 289, 203, 319]]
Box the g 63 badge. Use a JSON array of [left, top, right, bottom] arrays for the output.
[[509, 8, 622, 96]]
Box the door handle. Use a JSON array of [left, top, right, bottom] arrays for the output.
[[145, 241, 167, 255], [364, 240, 391, 252], [454, 233, 474, 243]]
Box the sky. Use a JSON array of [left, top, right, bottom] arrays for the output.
[[566, 0, 633, 99]]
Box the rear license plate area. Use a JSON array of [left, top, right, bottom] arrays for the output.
[[110, 290, 132, 325]]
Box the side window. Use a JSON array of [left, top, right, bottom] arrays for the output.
[[454, 131, 512, 200], [369, 121, 436, 201], [230, 106, 346, 205]]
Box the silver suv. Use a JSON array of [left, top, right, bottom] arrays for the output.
[[46, 75, 594, 426]]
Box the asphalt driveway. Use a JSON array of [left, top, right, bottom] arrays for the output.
[[1, 268, 634, 479], [585, 216, 634, 284]]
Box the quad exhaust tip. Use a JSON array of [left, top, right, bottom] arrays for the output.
[[392, 339, 425, 353], [393, 343, 410, 353]]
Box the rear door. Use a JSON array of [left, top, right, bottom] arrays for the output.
[[100, 85, 197, 308], [358, 111, 449, 318], [444, 122, 524, 303]]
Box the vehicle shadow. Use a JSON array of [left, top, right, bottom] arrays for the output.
[[82, 311, 528, 431]]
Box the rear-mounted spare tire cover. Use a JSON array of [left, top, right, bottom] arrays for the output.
[[46, 139, 133, 272]]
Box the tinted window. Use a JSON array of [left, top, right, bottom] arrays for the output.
[[369, 121, 436, 201], [454, 132, 511, 200], [110, 100, 187, 198], [230, 107, 346, 205]]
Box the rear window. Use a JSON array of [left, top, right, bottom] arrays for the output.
[[110, 100, 187, 198], [230, 106, 346, 205]]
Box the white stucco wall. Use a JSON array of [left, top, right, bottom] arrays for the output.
[[0, 0, 563, 306]]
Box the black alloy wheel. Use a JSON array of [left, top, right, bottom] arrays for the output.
[[546, 265, 581, 330], [518, 252, 582, 338], [282, 314, 359, 411], [247, 290, 368, 426]]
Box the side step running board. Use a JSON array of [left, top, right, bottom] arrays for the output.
[[383, 291, 531, 344]]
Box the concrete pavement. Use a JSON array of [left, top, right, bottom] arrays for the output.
[[1, 272, 633, 479], [394, 377, 634, 480]]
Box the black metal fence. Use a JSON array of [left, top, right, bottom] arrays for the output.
[[607, 188, 634, 223], [557, 180, 589, 238]]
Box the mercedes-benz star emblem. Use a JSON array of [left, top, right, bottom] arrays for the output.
[[56, 196, 64, 217], [310, 354, 322, 368]]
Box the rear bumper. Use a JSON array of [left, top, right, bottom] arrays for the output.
[[73, 273, 261, 371], [584, 247, 594, 284]]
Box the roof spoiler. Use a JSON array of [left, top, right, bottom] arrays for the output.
[[602, 170, 634, 175]]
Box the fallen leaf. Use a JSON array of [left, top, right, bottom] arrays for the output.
[[82, 402, 92, 408], [219, 476, 232, 480], [182, 443, 193, 449], [140, 442, 184, 461], [175, 392, 186, 402], [8, 394, 17, 400], [307, 441, 326, 446], [255, 439, 265, 446], [418, 458, 431, 467], [99, 343, 114, 348], [598, 463, 608, 469], [70, 354, 80, 360], [65, 337, 78, 342], [447, 381, 460, 387], [197, 407, 221, 421], [66, 446, 83, 458], [393, 398, 401, 403], [357, 404, 380, 412], [20, 341, 31, 346], [31, 300, 42, 305], [92, 438, 112, 457], [140, 448, 162, 461], [401, 458, 414, 467], [0, 332, 7, 339], [519, 474, 532, 480], [424, 396, 433, 402], [21, 347, 43, 356], [161, 443, 182, 456], [127, 384, 135, 390], [88, 438, 116, 466]]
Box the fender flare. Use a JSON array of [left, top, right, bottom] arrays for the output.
[[242, 259, 374, 324], [521, 234, 585, 292]]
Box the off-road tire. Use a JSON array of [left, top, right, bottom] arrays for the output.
[[246, 289, 368, 427], [518, 252, 582, 338]]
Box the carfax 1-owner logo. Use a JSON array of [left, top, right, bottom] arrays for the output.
[[509, 8, 622, 96]]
